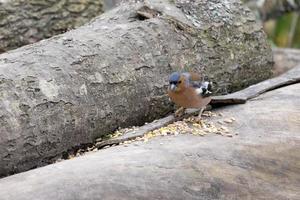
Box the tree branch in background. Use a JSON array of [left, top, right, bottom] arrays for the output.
[[244, 0, 300, 21], [288, 12, 299, 47]]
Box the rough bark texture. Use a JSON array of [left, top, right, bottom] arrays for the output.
[[0, 0, 273, 177], [0, 83, 299, 200], [102, 0, 121, 10], [0, 0, 104, 53]]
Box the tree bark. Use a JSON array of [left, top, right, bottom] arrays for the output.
[[0, 0, 273, 177], [102, 0, 121, 10], [0, 0, 104, 53]]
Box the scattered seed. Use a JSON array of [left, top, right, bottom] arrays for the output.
[[217, 121, 224, 125], [224, 119, 233, 123], [95, 138, 102, 143], [55, 111, 237, 163]]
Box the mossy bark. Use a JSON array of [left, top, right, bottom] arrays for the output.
[[0, 0, 273, 177], [0, 0, 104, 53]]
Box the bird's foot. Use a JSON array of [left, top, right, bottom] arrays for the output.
[[188, 116, 203, 124], [197, 107, 205, 120], [187, 108, 205, 124], [175, 107, 186, 118]]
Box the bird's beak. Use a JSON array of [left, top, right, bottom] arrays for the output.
[[170, 84, 177, 91]]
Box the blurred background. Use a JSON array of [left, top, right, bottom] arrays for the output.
[[244, 0, 300, 49]]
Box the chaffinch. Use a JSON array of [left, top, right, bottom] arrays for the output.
[[167, 72, 212, 118]]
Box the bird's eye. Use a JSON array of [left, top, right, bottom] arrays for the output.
[[178, 81, 182, 84]]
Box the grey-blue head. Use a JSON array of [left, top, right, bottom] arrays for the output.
[[169, 72, 181, 91]]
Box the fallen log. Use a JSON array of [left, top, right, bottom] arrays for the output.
[[0, 0, 104, 53], [0, 83, 299, 200], [0, 0, 273, 177]]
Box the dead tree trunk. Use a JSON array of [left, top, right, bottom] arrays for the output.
[[0, 0, 104, 53], [0, 0, 273, 177]]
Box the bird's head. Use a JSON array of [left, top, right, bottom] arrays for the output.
[[168, 72, 185, 92]]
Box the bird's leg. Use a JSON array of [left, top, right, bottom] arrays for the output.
[[175, 107, 186, 118], [198, 107, 205, 119]]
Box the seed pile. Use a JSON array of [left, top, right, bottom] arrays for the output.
[[125, 113, 236, 144], [57, 111, 237, 161]]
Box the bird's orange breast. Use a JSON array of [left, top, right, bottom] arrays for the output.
[[168, 87, 211, 108]]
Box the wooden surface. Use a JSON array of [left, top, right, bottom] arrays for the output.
[[0, 83, 299, 200]]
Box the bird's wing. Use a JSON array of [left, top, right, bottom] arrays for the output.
[[193, 81, 212, 97], [182, 72, 212, 97]]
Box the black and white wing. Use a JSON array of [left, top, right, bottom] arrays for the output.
[[182, 72, 212, 97], [194, 81, 212, 97]]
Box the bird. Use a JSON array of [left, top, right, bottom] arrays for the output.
[[167, 72, 212, 119]]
